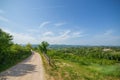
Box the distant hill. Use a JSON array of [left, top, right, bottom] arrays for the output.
[[31, 44, 84, 49], [21, 44, 120, 49]]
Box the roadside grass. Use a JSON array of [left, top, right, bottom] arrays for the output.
[[42, 55, 120, 80]]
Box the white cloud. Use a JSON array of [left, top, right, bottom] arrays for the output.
[[43, 31, 54, 36], [12, 33, 38, 44], [41, 30, 85, 44], [54, 22, 65, 27], [39, 21, 50, 28], [41, 30, 71, 44], [72, 32, 85, 38], [60, 30, 71, 38], [0, 16, 9, 22], [1, 28, 38, 44], [1, 27, 82, 44], [4, 27, 119, 45]]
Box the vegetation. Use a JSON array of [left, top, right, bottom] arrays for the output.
[[38, 41, 53, 65], [0, 29, 31, 72], [1, 28, 120, 80], [38, 41, 49, 54], [40, 46, 120, 80]]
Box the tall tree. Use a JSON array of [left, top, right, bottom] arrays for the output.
[[0, 29, 13, 64], [38, 41, 49, 54], [0, 29, 13, 52], [38, 41, 51, 65]]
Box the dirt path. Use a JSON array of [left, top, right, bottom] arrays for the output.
[[0, 52, 45, 80]]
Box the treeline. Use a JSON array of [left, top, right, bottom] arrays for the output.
[[0, 29, 31, 72], [47, 47, 120, 65], [56, 47, 120, 61]]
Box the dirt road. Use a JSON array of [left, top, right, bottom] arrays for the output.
[[0, 52, 45, 80]]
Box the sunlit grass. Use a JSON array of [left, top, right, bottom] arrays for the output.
[[43, 57, 120, 80], [40, 48, 120, 80], [86, 64, 120, 77]]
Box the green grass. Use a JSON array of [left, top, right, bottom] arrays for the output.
[[40, 48, 120, 80], [43, 57, 120, 80], [86, 64, 120, 77]]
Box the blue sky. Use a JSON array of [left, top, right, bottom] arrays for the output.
[[0, 0, 120, 45]]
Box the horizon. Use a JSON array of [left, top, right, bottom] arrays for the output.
[[0, 0, 120, 46], [22, 44, 120, 47]]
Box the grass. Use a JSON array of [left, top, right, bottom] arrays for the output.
[[86, 64, 120, 77], [38, 48, 120, 80], [42, 55, 120, 80]]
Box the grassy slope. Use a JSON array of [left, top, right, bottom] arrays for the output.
[[41, 53, 120, 80], [45, 59, 120, 80]]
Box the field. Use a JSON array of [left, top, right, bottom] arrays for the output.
[[41, 46, 120, 80]]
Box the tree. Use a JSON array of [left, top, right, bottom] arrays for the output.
[[0, 29, 13, 53], [0, 29, 13, 64], [38, 41, 51, 65], [26, 43, 32, 50], [0, 29, 32, 71], [38, 41, 49, 54]]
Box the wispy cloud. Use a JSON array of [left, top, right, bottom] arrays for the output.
[[72, 32, 85, 38], [0, 16, 9, 22], [43, 31, 54, 36], [3, 26, 119, 45], [60, 30, 71, 39], [41, 31, 70, 44], [54, 22, 66, 27], [39, 21, 50, 28], [40, 29, 120, 45], [41, 30, 85, 44]]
